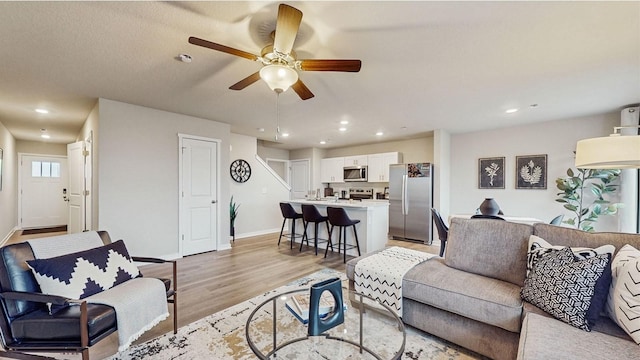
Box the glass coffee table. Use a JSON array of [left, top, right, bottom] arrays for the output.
[[245, 287, 405, 359]]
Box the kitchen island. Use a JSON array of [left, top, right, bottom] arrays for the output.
[[285, 199, 389, 256]]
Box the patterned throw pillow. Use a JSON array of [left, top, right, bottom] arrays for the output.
[[606, 244, 640, 344], [526, 235, 615, 275], [526, 235, 614, 325], [521, 247, 610, 331], [27, 240, 141, 300]]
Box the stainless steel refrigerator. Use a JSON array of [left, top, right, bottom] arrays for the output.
[[388, 163, 433, 244]]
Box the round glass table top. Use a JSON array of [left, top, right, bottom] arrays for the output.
[[245, 287, 406, 359]]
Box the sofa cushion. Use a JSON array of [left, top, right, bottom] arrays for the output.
[[403, 258, 523, 332], [607, 244, 640, 344], [27, 240, 141, 300], [533, 223, 640, 258], [444, 218, 533, 286], [518, 313, 639, 360], [526, 235, 614, 326], [521, 247, 609, 331]]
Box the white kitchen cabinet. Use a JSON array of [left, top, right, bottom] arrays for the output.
[[343, 155, 368, 167], [320, 157, 344, 183], [367, 152, 402, 182]]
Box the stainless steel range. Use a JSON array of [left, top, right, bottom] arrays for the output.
[[349, 188, 374, 200]]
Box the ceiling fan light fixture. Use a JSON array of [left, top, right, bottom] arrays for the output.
[[260, 64, 298, 92]]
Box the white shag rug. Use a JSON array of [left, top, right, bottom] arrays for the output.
[[108, 268, 484, 360]]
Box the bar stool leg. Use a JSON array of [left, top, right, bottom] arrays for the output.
[[325, 221, 333, 252], [343, 226, 348, 263], [324, 224, 334, 258], [278, 218, 287, 246], [290, 218, 297, 249], [314, 222, 320, 256], [353, 224, 361, 256], [300, 221, 310, 252]]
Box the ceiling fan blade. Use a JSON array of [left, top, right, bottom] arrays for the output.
[[229, 72, 261, 90], [299, 59, 362, 72], [291, 80, 315, 100], [188, 36, 258, 61], [273, 4, 303, 56]]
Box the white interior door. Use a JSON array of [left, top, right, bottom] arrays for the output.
[[181, 137, 218, 256], [20, 154, 68, 229], [290, 159, 310, 199], [67, 141, 86, 233]]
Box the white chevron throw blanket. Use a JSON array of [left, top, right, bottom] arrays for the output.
[[354, 246, 434, 316]]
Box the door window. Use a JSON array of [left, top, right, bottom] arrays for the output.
[[31, 161, 61, 178]]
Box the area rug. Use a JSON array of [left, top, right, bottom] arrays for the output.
[[108, 268, 484, 360]]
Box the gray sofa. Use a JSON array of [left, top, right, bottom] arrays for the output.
[[346, 218, 640, 360]]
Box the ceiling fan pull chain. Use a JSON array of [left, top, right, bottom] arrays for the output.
[[275, 91, 281, 141]]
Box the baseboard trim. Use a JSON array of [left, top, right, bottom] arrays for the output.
[[234, 228, 279, 240], [1, 227, 19, 247]]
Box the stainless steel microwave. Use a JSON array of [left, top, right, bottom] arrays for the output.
[[344, 166, 368, 182]]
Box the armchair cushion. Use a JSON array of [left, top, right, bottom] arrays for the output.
[[10, 303, 116, 343], [26, 240, 141, 300]]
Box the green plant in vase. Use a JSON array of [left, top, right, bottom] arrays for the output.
[[555, 168, 622, 232], [230, 196, 240, 241]]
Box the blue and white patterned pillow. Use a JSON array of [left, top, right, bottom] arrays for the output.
[[521, 247, 610, 331], [27, 240, 141, 300]]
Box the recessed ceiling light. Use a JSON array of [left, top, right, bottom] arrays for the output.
[[376, 132, 383, 136], [320, 140, 326, 145], [339, 127, 347, 132], [505, 108, 519, 114], [178, 53, 192, 63], [35, 108, 49, 114], [257, 127, 265, 132], [281, 133, 289, 137], [340, 120, 349, 125], [41, 134, 51, 139]]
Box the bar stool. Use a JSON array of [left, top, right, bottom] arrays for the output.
[[278, 202, 304, 249], [325, 206, 361, 263], [300, 204, 332, 256]]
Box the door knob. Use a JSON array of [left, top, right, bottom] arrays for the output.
[[211, 200, 217, 204]]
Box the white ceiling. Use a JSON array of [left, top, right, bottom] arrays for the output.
[[0, 1, 638, 150]]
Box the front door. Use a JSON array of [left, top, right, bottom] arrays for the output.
[[20, 154, 68, 229], [181, 137, 219, 256], [290, 159, 310, 199]]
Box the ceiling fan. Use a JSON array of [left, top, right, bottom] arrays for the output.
[[188, 3, 362, 100]]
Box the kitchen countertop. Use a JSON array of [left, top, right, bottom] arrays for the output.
[[287, 199, 389, 208]]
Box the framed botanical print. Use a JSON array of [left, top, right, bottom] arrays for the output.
[[516, 154, 547, 189], [478, 157, 505, 189]]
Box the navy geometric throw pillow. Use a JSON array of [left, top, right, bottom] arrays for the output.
[[27, 240, 141, 299], [521, 247, 610, 331]]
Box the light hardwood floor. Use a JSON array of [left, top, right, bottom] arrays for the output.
[[5, 230, 439, 359]]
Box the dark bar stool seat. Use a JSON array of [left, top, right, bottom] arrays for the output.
[[325, 206, 361, 263], [278, 202, 303, 249], [301, 204, 332, 255]]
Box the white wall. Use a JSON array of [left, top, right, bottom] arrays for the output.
[[449, 112, 621, 231], [77, 102, 100, 229], [325, 136, 433, 164], [98, 98, 231, 258], [0, 121, 17, 242], [230, 134, 290, 238], [16, 140, 67, 155]]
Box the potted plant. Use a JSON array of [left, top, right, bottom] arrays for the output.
[[230, 196, 240, 241], [555, 168, 622, 232]]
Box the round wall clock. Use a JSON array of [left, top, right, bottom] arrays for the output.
[[230, 159, 251, 183]]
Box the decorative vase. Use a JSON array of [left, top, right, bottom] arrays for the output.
[[308, 277, 344, 336], [479, 198, 500, 216]]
